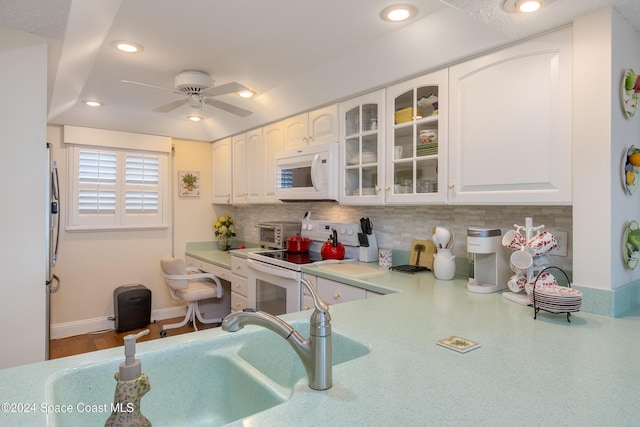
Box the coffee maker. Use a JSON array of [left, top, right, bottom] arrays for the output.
[[467, 227, 511, 293]]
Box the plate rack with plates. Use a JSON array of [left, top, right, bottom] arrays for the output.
[[528, 266, 580, 322]]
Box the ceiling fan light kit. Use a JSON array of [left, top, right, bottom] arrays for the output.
[[175, 70, 214, 94], [122, 70, 253, 117]]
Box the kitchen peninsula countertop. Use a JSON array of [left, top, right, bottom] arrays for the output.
[[2, 251, 639, 426], [185, 241, 260, 267]]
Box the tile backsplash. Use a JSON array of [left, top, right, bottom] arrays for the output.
[[231, 203, 573, 269]]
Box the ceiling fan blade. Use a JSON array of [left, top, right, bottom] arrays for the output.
[[204, 98, 253, 117], [203, 82, 249, 97], [153, 99, 188, 113], [121, 79, 177, 93]]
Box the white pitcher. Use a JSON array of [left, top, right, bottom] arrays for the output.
[[433, 249, 456, 280]]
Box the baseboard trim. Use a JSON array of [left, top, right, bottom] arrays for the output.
[[50, 306, 187, 339]]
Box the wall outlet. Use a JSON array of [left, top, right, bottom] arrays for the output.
[[547, 230, 568, 256]]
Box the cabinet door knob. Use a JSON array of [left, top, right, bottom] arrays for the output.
[[447, 183, 455, 189], [333, 292, 341, 300], [375, 185, 381, 192], [385, 185, 391, 191]]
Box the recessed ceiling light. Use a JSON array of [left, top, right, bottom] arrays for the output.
[[237, 90, 256, 98], [111, 40, 144, 53], [519, 1, 541, 12], [83, 100, 102, 107], [186, 115, 203, 122], [380, 4, 418, 22], [502, 0, 555, 13]]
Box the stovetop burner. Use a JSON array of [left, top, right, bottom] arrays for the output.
[[257, 250, 323, 265]]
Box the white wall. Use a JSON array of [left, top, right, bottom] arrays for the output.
[[0, 28, 48, 368], [47, 128, 218, 338], [611, 10, 640, 289], [573, 7, 640, 291]]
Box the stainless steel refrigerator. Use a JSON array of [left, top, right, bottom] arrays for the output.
[[46, 143, 61, 359]]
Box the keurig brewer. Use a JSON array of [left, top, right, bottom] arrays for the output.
[[467, 227, 511, 293]]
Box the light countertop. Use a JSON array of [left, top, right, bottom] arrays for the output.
[[2, 249, 640, 426]]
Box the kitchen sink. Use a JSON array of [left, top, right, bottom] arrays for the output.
[[46, 324, 369, 427], [236, 321, 370, 388], [47, 352, 286, 427]]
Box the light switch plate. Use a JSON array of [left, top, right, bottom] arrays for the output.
[[547, 230, 568, 256]]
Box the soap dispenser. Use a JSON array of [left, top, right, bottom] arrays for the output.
[[105, 329, 152, 427]]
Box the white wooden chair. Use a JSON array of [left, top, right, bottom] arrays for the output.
[[159, 257, 224, 337]]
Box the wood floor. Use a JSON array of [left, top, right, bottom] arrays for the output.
[[49, 317, 220, 359]]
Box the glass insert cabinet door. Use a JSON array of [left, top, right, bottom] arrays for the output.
[[385, 69, 447, 204], [339, 89, 385, 205]]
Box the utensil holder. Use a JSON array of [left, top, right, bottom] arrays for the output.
[[359, 234, 379, 262]]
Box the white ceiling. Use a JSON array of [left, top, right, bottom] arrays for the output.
[[1, 0, 639, 141]]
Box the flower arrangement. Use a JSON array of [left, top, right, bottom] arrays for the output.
[[213, 215, 236, 250]]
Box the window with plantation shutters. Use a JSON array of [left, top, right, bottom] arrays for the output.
[[69, 146, 168, 230], [125, 154, 159, 214], [77, 151, 117, 214]]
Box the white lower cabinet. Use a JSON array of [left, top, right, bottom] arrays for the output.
[[447, 28, 572, 204], [185, 255, 231, 282], [302, 274, 379, 310], [230, 256, 248, 312]]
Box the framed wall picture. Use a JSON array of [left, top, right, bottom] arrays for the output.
[[179, 170, 200, 197]]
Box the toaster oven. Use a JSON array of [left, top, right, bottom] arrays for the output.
[[256, 221, 301, 249]]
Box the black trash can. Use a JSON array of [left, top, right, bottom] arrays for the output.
[[114, 284, 151, 332]]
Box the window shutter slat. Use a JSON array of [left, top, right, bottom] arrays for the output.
[[79, 151, 117, 183]]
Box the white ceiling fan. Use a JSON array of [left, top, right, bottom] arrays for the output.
[[122, 70, 253, 117]]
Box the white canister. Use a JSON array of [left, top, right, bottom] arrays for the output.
[[433, 248, 456, 280], [378, 249, 393, 268]]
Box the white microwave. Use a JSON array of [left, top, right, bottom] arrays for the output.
[[275, 142, 340, 201]]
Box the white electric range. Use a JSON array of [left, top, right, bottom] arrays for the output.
[[246, 219, 361, 315]]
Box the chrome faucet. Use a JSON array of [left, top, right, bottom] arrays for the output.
[[221, 278, 332, 390]]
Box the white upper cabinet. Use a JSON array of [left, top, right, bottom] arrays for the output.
[[385, 69, 448, 204], [447, 28, 572, 204], [283, 104, 339, 150], [245, 128, 264, 203], [231, 133, 248, 204], [339, 89, 386, 205], [211, 137, 232, 204], [231, 129, 264, 204], [262, 122, 284, 203]]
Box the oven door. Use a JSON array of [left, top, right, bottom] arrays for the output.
[[247, 259, 302, 315]]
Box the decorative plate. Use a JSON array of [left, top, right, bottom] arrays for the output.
[[623, 220, 640, 270], [622, 146, 639, 195], [622, 69, 638, 119]]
